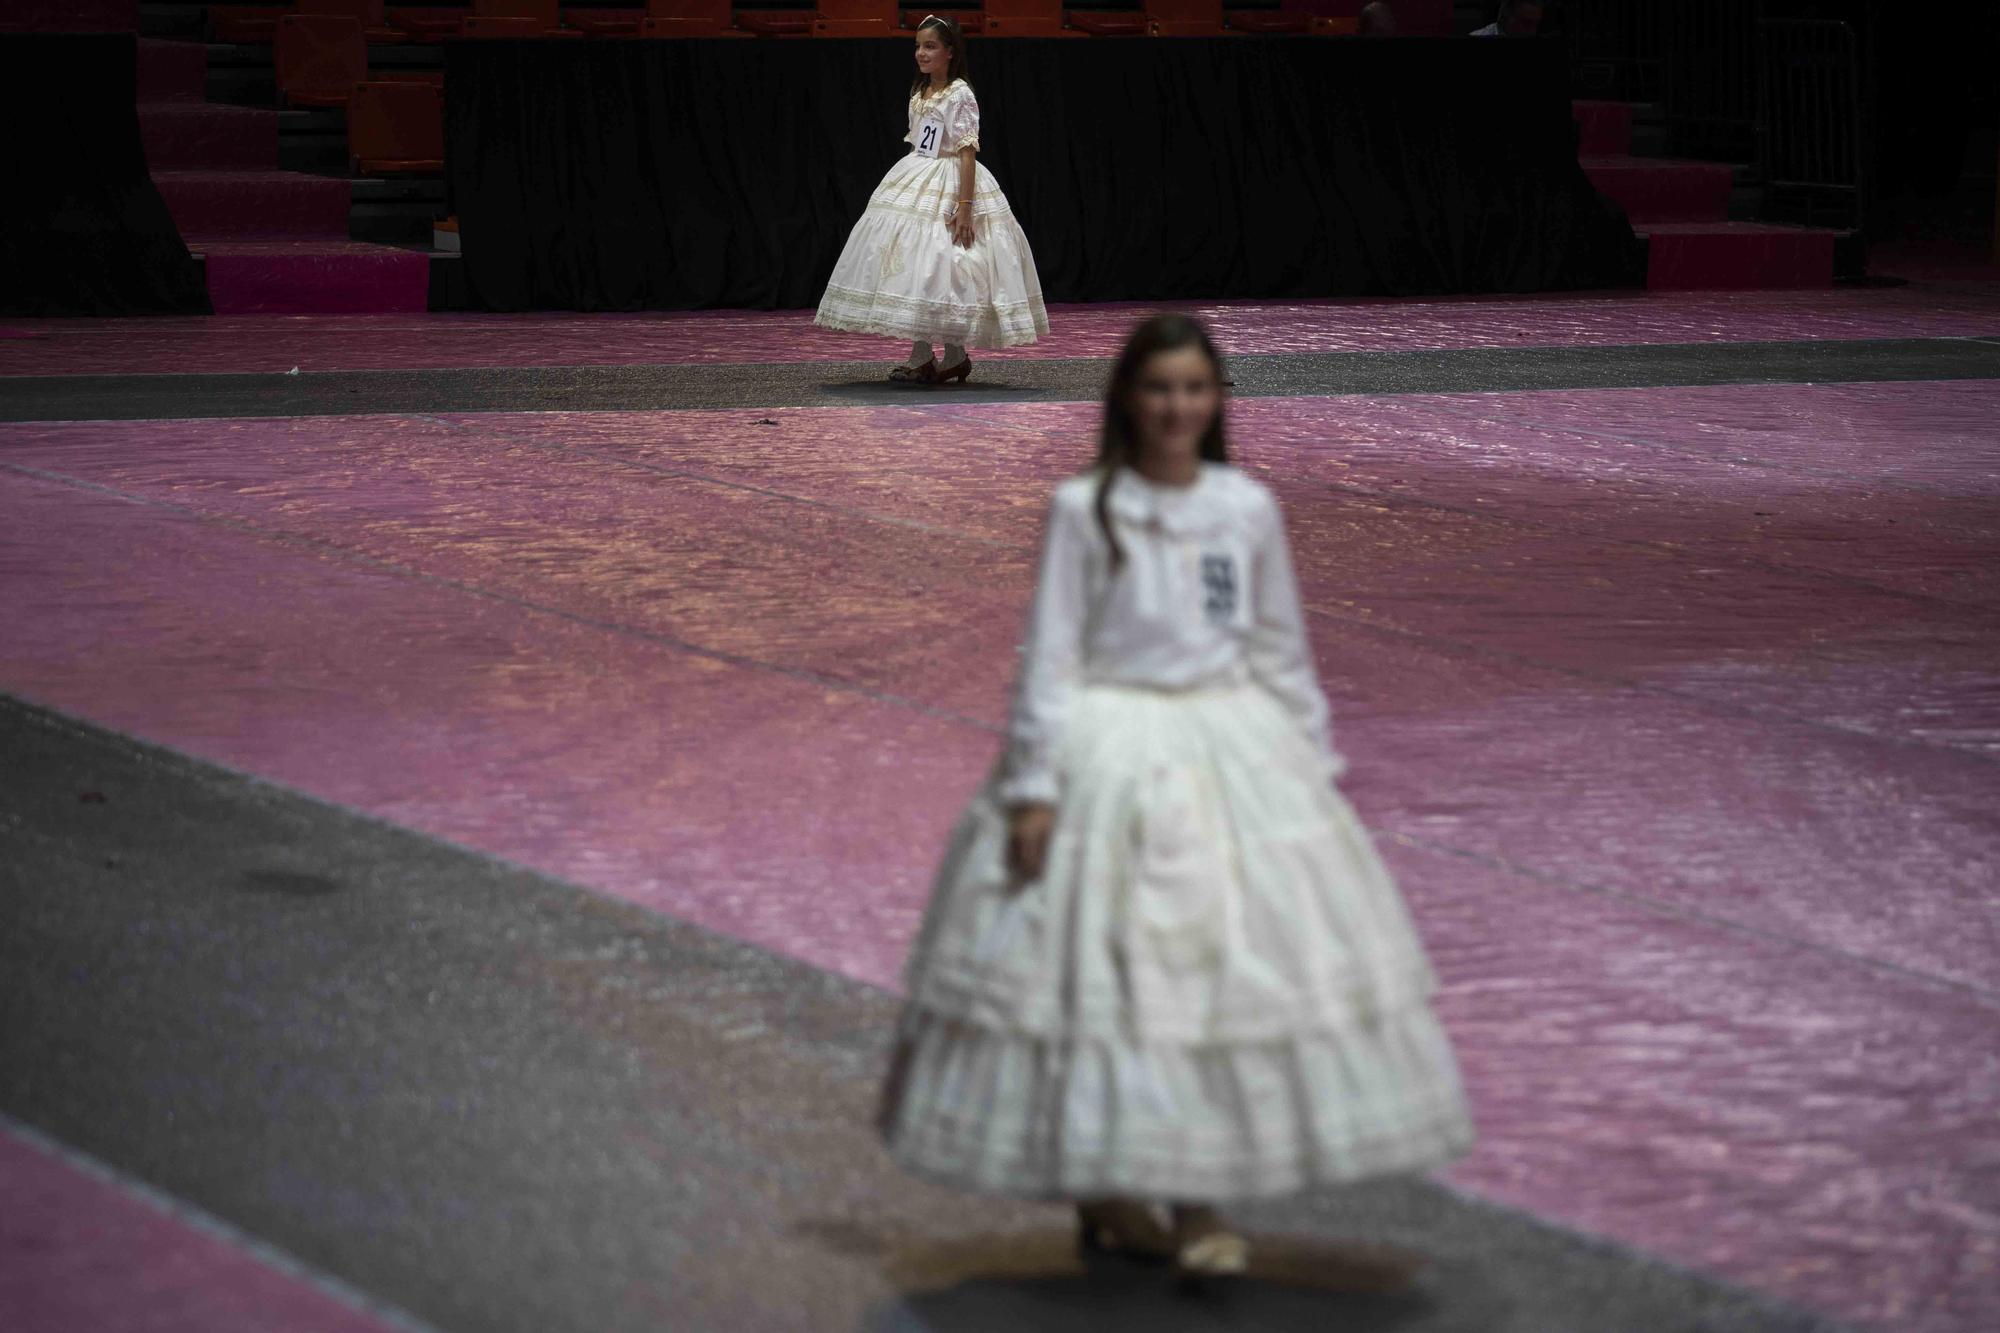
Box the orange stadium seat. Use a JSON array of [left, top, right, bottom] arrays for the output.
[[812, 0, 895, 36], [299, 0, 407, 41], [458, 14, 547, 33], [212, 4, 296, 43], [275, 14, 368, 106], [348, 80, 445, 173], [565, 3, 642, 35], [900, 8, 985, 34], [736, 6, 815, 35], [1144, 0, 1222, 35], [387, 4, 472, 37], [631, 0, 755, 36], [1144, 0, 1308, 36], [981, 0, 1086, 35], [1065, 5, 1146, 36], [475, 0, 585, 32], [1225, 1, 1311, 32]]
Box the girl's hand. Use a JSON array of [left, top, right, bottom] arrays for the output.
[[1007, 803, 1057, 882], [950, 209, 976, 248]]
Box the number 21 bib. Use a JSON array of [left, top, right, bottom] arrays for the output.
[[914, 114, 945, 159]]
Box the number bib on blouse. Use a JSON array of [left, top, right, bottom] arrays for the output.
[[914, 114, 945, 159]]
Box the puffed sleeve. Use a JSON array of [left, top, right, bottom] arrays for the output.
[[947, 85, 980, 153], [997, 491, 1091, 806], [1244, 489, 1347, 781]]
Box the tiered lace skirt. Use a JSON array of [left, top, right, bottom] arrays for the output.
[[815, 153, 1048, 349], [880, 683, 1474, 1200]]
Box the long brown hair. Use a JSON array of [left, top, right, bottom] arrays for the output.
[[1093, 314, 1232, 569], [909, 15, 971, 97]]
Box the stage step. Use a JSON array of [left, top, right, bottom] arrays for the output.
[[1641, 222, 1838, 290], [140, 101, 275, 169], [1571, 100, 1633, 156], [153, 169, 350, 238], [137, 36, 206, 100], [1582, 155, 1735, 224], [192, 239, 430, 314]]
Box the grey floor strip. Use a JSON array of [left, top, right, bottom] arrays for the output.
[[3, 336, 1997, 421], [0, 694, 1849, 1332]]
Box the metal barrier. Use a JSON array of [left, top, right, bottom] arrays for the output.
[[1661, 0, 1760, 161], [1568, 0, 1663, 103], [1758, 19, 1866, 231], [1568, 0, 1760, 161]]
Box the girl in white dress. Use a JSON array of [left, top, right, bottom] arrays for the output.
[[813, 16, 1048, 384], [879, 314, 1474, 1276]]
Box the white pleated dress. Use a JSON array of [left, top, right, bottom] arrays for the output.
[[814, 79, 1048, 349], [881, 464, 1473, 1201]]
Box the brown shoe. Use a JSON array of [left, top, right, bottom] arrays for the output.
[[1076, 1200, 1175, 1262]]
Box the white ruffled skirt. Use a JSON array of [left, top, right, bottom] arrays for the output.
[[815, 151, 1048, 349], [880, 683, 1474, 1201]]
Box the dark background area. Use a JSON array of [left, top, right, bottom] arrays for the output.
[[0, 33, 207, 316], [444, 36, 1641, 313], [1557, 0, 1998, 247]]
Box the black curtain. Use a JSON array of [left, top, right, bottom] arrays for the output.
[[0, 34, 208, 316], [447, 37, 1641, 312]]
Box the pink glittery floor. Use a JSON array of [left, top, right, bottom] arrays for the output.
[[3, 299, 1998, 1330]]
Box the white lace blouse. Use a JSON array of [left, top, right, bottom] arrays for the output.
[[999, 463, 1345, 806], [904, 79, 980, 154]]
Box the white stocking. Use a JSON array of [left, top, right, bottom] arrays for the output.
[[908, 340, 934, 367]]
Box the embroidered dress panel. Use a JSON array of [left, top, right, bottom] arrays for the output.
[[816, 79, 1048, 349]]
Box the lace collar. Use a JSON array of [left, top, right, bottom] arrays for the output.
[[910, 78, 964, 106]]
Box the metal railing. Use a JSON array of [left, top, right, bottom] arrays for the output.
[[1758, 18, 1866, 231], [1569, 0, 1760, 161], [1569, 0, 1664, 104]]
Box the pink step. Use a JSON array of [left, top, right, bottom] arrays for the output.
[[153, 169, 351, 239], [141, 103, 276, 170], [1582, 155, 1735, 224], [137, 37, 208, 101], [1642, 222, 1837, 290], [193, 239, 431, 314], [1571, 100, 1634, 156]]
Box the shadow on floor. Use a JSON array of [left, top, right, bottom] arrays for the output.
[[819, 379, 1031, 401], [860, 1227, 1439, 1332]]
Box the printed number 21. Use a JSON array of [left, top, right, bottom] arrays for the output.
[[920, 124, 938, 153]]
